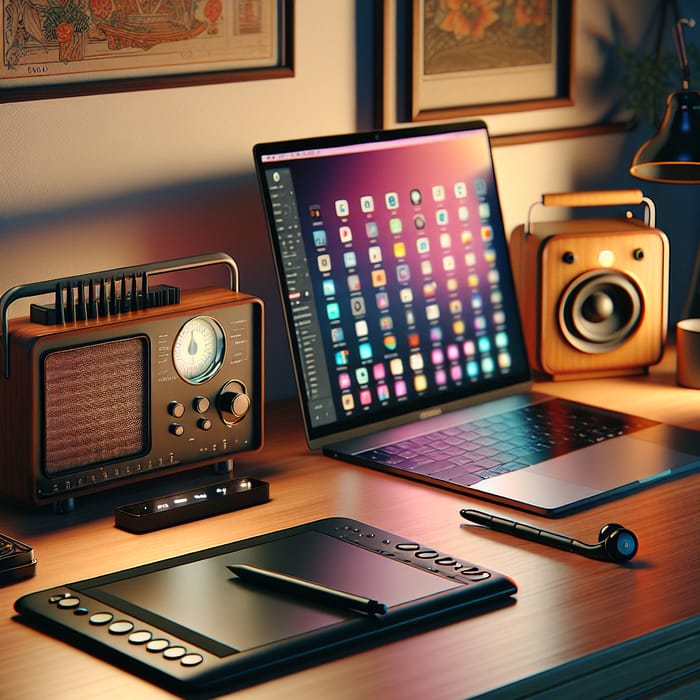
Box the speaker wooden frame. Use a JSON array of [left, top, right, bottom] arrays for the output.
[[509, 192, 668, 380]]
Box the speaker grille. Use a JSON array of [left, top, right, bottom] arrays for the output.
[[559, 272, 642, 354], [43, 337, 148, 475]]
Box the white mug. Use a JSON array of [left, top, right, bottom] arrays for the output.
[[676, 318, 700, 388]]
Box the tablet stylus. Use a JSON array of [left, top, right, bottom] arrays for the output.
[[227, 564, 388, 615]]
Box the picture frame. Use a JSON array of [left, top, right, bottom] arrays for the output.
[[378, 0, 630, 145], [413, 0, 573, 123], [1, 0, 293, 103]]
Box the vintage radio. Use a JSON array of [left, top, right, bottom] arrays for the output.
[[509, 190, 668, 380], [0, 253, 263, 510]]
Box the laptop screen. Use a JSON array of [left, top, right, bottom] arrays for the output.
[[254, 120, 531, 446]]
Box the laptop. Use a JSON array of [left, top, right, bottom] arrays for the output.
[[253, 120, 700, 516]]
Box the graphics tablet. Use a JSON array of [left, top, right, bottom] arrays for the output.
[[15, 517, 516, 695]]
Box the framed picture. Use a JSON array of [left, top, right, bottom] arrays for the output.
[[378, 0, 631, 144], [410, 0, 572, 123], [1, 0, 293, 103], [379, 0, 572, 127]]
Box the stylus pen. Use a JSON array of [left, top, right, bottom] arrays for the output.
[[460, 509, 573, 549], [227, 564, 388, 615]]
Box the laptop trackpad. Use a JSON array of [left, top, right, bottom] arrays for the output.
[[529, 436, 696, 489], [471, 436, 698, 512], [471, 469, 598, 511]]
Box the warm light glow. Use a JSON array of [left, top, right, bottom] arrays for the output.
[[598, 249, 615, 267]]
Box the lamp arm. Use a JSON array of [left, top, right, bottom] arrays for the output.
[[673, 18, 695, 89]]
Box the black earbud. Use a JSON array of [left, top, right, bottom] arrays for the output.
[[571, 523, 639, 562], [460, 509, 639, 563]]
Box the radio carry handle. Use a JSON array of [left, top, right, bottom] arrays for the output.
[[0, 252, 239, 379], [524, 189, 656, 235]]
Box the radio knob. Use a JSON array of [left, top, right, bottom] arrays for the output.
[[168, 401, 185, 418], [197, 417, 212, 431], [169, 423, 185, 437], [193, 396, 210, 413], [218, 381, 251, 426]]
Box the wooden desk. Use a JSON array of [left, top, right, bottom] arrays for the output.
[[1, 348, 699, 699]]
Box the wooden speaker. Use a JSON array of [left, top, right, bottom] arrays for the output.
[[509, 190, 668, 380]]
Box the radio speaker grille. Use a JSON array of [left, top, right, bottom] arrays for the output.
[[43, 337, 148, 475]]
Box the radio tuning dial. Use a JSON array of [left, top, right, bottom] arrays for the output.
[[218, 380, 251, 426], [172, 316, 225, 384]]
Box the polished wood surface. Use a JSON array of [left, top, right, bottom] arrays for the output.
[[1, 348, 699, 699]]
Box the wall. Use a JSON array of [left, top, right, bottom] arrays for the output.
[[1, 0, 698, 401]]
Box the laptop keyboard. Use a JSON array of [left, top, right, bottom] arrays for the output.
[[357, 399, 656, 487]]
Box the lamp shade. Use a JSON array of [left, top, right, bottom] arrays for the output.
[[630, 90, 700, 183]]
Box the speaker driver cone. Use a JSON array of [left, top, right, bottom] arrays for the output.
[[558, 271, 642, 353]]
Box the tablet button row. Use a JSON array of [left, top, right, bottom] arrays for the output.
[[335, 525, 493, 582], [47, 592, 204, 668]]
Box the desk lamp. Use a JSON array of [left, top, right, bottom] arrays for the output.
[[629, 17, 700, 316], [629, 18, 700, 183], [630, 17, 700, 386]]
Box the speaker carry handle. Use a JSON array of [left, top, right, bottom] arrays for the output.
[[0, 252, 239, 379], [524, 189, 656, 235]]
